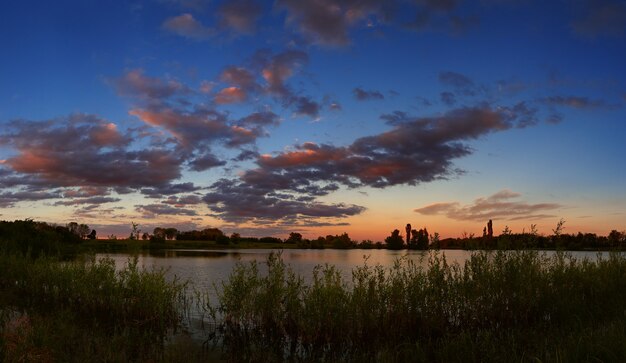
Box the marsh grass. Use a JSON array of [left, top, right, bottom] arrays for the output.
[[209, 250, 626, 362], [0, 251, 188, 362]]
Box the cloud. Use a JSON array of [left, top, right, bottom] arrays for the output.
[[408, 0, 478, 34], [140, 182, 201, 198], [440, 91, 456, 106], [214, 86, 248, 104], [162, 13, 214, 40], [162, 195, 203, 206], [353, 87, 385, 101], [0, 190, 62, 208], [54, 196, 121, 206], [110, 69, 189, 102], [438, 71, 482, 96], [415, 189, 562, 222], [136, 203, 198, 216], [0, 115, 183, 190], [539, 95, 612, 110], [217, 0, 263, 34], [204, 178, 365, 224], [291, 96, 321, 117], [257, 49, 309, 96], [188, 152, 227, 171], [571, 0, 626, 38], [128, 106, 262, 148], [249, 104, 538, 189], [276, 0, 392, 45], [216, 50, 321, 118]]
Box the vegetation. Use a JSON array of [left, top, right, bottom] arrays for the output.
[[206, 250, 626, 362], [2, 218, 626, 361], [0, 220, 189, 362]]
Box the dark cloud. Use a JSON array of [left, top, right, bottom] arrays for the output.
[[63, 187, 111, 198], [162, 195, 203, 206], [217, 0, 263, 34], [291, 96, 321, 117], [539, 95, 612, 109], [256, 49, 309, 97], [136, 203, 198, 216], [54, 196, 122, 206], [110, 69, 190, 102], [233, 149, 260, 162], [188, 152, 226, 171], [0, 115, 183, 191], [438, 71, 482, 96], [140, 182, 201, 198], [415, 189, 562, 222], [0, 190, 62, 208], [572, 0, 626, 38], [162, 13, 214, 40], [408, 0, 478, 34], [248, 104, 538, 190], [276, 0, 394, 45], [204, 178, 365, 224], [379, 111, 411, 125], [440, 91, 456, 106], [353, 87, 385, 101]]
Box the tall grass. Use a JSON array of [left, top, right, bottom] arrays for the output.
[[208, 250, 626, 362], [0, 252, 188, 362]]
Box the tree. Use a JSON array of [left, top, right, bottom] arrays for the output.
[[409, 228, 429, 250], [164, 227, 178, 240], [153, 227, 166, 240], [286, 232, 303, 244], [230, 233, 241, 244], [78, 224, 90, 239], [141, 232, 149, 240], [130, 222, 140, 240], [385, 229, 404, 250], [67, 222, 79, 236], [87, 229, 97, 240]]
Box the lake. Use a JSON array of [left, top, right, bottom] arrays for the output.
[[95, 248, 612, 338], [97, 248, 609, 294]]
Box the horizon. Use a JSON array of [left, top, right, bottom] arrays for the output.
[[1, 1, 625, 242]]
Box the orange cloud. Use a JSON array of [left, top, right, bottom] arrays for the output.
[[214, 86, 247, 104]]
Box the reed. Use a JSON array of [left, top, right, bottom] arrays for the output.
[[0, 252, 188, 362], [209, 250, 626, 362]]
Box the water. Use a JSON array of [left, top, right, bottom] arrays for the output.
[[95, 248, 612, 338], [96, 248, 608, 295]]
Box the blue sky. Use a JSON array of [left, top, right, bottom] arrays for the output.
[[1, 0, 625, 240]]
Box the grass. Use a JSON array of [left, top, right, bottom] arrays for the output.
[[205, 250, 626, 362], [0, 251, 189, 362], [3, 236, 626, 362]]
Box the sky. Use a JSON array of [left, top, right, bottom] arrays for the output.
[[0, 0, 625, 241]]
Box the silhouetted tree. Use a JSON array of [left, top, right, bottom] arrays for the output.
[[164, 227, 178, 240], [487, 219, 493, 238], [287, 232, 303, 244], [405, 224, 411, 245], [130, 222, 140, 240], [410, 228, 429, 250], [153, 227, 166, 240], [385, 229, 404, 250], [88, 229, 97, 240], [141, 232, 149, 240], [230, 232, 241, 244], [78, 224, 90, 239]]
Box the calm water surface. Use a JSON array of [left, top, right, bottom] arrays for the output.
[[96, 248, 608, 292], [96, 248, 611, 336]]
